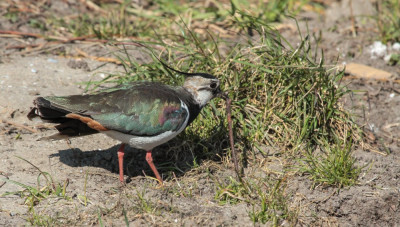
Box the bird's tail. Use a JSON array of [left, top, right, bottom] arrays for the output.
[[28, 97, 98, 139]]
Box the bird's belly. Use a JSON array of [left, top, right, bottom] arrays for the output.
[[101, 104, 189, 151], [102, 130, 182, 151]]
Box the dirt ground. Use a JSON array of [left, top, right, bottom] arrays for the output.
[[1, 0, 400, 226]]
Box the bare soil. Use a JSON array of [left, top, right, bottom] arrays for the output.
[[1, 0, 400, 226]]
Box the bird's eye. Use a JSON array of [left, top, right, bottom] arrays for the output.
[[210, 82, 218, 89]]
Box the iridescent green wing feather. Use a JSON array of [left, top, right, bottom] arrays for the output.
[[44, 82, 189, 136]]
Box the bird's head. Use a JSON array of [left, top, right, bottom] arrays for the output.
[[183, 73, 221, 107]]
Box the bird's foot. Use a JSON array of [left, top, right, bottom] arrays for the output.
[[145, 150, 163, 185], [119, 180, 127, 187], [117, 144, 126, 184]]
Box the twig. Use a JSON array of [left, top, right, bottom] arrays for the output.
[[2, 119, 38, 133], [349, 0, 357, 37], [225, 95, 243, 180], [4, 34, 99, 50], [0, 30, 43, 38], [0, 30, 143, 46], [383, 123, 400, 130], [80, 0, 107, 14], [0, 171, 9, 188], [4, 36, 143, 51], [74, 48, 123, 65]]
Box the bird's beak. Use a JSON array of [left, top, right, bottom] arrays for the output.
[[214, 87, 223, 96], [217, 90, 228, 99]]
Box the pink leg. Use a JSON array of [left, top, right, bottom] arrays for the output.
[[117, 144, 125, 183], [145, 150, 163, 184]]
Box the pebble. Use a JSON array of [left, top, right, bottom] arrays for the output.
[[47, 58, 58, 63], [384, 54, 392, 62], [369, 41, 387, 59], [28, 90, 40, 96], [393, 43, 400, 51]]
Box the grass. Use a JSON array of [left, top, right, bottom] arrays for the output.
[[97, 18, 362, 186], [2, 0, 314, 40], [77, 170, 90, 206], [97, 8, 361, 223], [375, 0, 400, 43], [1, 157, 69, 205], [1, 0, 366, 225], [215, 175, 296, 225], [27, 211, 59, 226], [300, 136, 363, 188], [0, 156, 70, 225], [119, 189, 160, 215]]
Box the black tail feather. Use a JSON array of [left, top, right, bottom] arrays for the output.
[[28, 97, 98, 139], [28, 97, 69, 122]]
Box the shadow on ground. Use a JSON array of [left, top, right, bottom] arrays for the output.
[[49, 127, 231, 182]]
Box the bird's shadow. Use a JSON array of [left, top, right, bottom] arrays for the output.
[[50, 144, 155, 182], [50, 126, 232, 182]]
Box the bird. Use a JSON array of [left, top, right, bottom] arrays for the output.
[[27, 71, 221, 184]]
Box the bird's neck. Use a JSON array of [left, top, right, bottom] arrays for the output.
[[176, 87, 202, 126]]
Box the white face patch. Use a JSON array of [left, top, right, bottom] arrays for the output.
[[195, 90, 214, 107], [183, 76, 220, 107]]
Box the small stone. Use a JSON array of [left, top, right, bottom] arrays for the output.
[[392, 43, 400, 51], [67, 59, 90, 71], [369, 41, 387, 59], [384, 54, 392, 62], [28, 90, 40, 96], [47, 58, 58, 63]]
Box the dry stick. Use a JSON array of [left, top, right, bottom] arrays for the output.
[[5, 39, 143, 50], [226, 96, 243, 181], [0, 171, 9, 188], [2, 119, 38, 133], [0, 30, 143, 50], [349, 0, 357, 37], [0, 30, 43, 38]]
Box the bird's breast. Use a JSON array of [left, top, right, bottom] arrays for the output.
[[101, 110, 189, 151]]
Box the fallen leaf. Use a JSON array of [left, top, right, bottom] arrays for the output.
[[345, 63, 393, 81]]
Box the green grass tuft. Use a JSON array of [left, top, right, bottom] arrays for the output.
[[300, 136, 363, 188], [0, 156, 70, 225], [375, 0, 400, 43], [215, 175, 296, 225]]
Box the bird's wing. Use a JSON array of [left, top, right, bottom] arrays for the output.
[[44, 82, 189, 136]]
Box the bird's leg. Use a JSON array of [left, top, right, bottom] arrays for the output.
[[145, 150, 163, 184], [117, 144, 125, 184]]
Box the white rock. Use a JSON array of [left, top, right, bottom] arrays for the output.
[[384, 54, 392, 62], [369, 41, 387, 59], [392, 43, 400, 51], [47, 58, 58, 63]]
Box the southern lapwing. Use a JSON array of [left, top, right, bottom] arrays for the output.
[[28, 72, 221, 184]]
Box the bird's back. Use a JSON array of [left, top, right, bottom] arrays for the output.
[[28, 82, 196, 140]]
